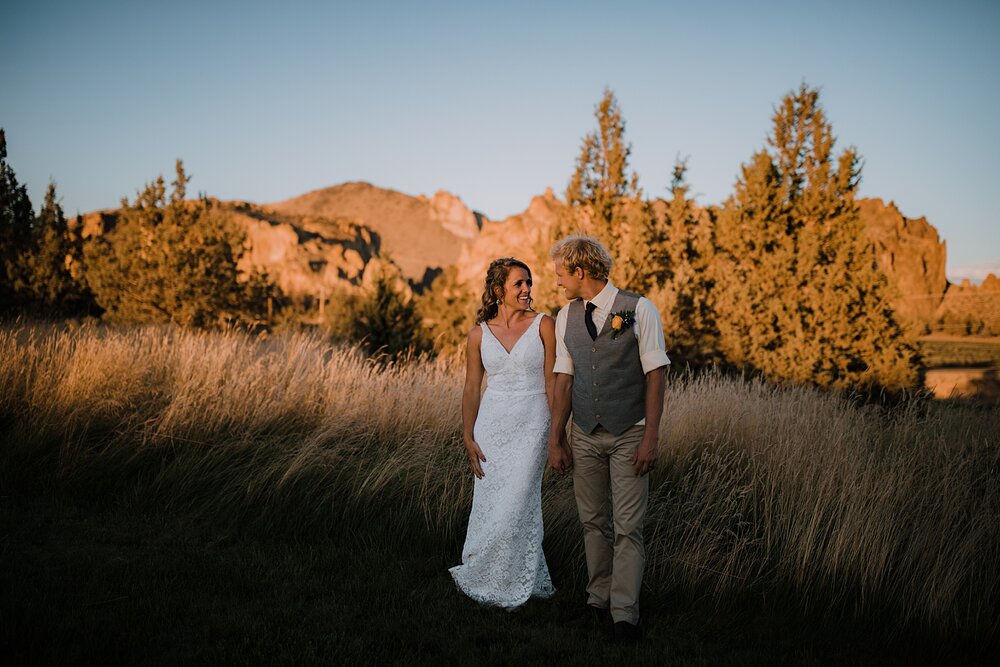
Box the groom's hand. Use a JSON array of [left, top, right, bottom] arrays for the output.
[[632, 432, 659, 477], [548, 435, 572, 474]]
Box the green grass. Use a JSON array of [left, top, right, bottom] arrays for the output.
[[2, 321, 999, 663]]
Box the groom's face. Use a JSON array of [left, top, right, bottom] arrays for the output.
[[554, 261, 583, 300]]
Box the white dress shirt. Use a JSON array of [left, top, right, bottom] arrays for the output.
[[553, 281, 671, 377]]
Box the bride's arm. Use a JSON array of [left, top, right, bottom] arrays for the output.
[[462, 326, 487, 479], [539, 314, 557, 411]]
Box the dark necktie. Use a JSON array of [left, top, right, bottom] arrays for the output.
[[585, 302, 598, 341]]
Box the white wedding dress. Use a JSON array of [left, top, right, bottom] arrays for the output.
[[449, 313, 555, 608]]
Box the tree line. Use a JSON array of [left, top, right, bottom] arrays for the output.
[[0, 83, 922, 390], [1, 129, 93, 318], [0, 137, 272, 328], [439, 83, 920, 390]]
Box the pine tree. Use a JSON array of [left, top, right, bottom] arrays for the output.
[[324, 261, 431, 361], [83, 160, 270, 328], [714, 84, 919, 389], [0, 129, 35, 311], [417, 265, 476, 353], [24, 181, 94, 314], [565, 90, 662, 292], [648, 159, 719, 365]]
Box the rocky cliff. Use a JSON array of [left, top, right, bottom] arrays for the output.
[[223, 202, 382, 299], [857, 198, 948, 324], [935, 273, 1000, 335], [268, 181, 483, 285]]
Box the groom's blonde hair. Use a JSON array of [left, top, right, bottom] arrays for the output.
[[550, 235, 613, 281]]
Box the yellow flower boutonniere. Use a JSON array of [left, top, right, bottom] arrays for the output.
[[610, 309, 636, 339]]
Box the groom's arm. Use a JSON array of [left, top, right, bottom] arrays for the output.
[[548, 373, 574, 473], [632, 296, 670, 476], [633, 367, 665, 476]]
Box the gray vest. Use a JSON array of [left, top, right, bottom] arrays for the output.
[[565, 290, 645, 436]]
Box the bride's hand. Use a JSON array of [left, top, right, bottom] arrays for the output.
[[547, 433, 572, 474], [464, 438, 487, 479]]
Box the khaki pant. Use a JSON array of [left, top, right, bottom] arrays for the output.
[[571, 422, 648, 625]]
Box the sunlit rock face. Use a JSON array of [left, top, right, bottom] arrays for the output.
[[225, 203, 378, 299], [935, 273, 1000, 335], [456, 189, 563, 284], [427, 190, 483, 240], [268, 181, 483, 285], [858, 198, 948, 324]]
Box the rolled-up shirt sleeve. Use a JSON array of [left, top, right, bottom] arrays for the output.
[[553, 306, 575, 375], [634, 297, 671, 374]]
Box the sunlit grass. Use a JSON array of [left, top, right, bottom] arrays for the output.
[[2, 321, 997, 646]]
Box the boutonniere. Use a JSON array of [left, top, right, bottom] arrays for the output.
[[609, 309, 636, 339]]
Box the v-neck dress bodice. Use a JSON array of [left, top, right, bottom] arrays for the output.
[[480, 314, 546, 397], [449, 312, 554, 608]]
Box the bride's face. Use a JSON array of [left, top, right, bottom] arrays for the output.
[[499, 267, 532, 311]]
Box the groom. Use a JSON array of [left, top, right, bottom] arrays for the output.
[[547, 234, 669, 644]]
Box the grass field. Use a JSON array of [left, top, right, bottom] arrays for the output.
[[2, 322, 998, 663]]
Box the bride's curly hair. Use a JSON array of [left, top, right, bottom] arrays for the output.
[[475, 257, 533, 324]]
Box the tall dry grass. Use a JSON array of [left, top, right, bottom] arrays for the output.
[[2, 321, 997, 642]]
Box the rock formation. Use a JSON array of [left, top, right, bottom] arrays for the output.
[[223, 202, 380, 300], [856, 198, 948, 325], [456, 189, 563, 281], [268, 181, 482, 285], [935, 273, 1000, 335]]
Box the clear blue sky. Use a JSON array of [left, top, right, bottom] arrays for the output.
[[2, 0, 998, 282]]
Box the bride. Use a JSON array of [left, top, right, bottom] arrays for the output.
[[449, 257, 556, 608]]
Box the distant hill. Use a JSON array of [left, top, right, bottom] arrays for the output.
[[268, 181, 484, 285]]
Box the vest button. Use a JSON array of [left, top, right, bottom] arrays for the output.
[[591, 347, 597, 352], [595, 414, 601, 419]]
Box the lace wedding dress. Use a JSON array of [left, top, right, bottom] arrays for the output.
[[449, 313, 555, 608]]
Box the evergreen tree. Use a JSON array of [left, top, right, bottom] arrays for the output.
[[417, 265, 476, 353], [714, 84, 919, 389], [324, 261, 431, 361], [0, 129, 35, 311], [648, 159, 719, 365], [84, 160, 270, 328], [565, 90, 663, 292], [25, 181, 94, 313]]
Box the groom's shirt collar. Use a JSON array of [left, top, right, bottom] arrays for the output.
[[584, 282, 618, 333]]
